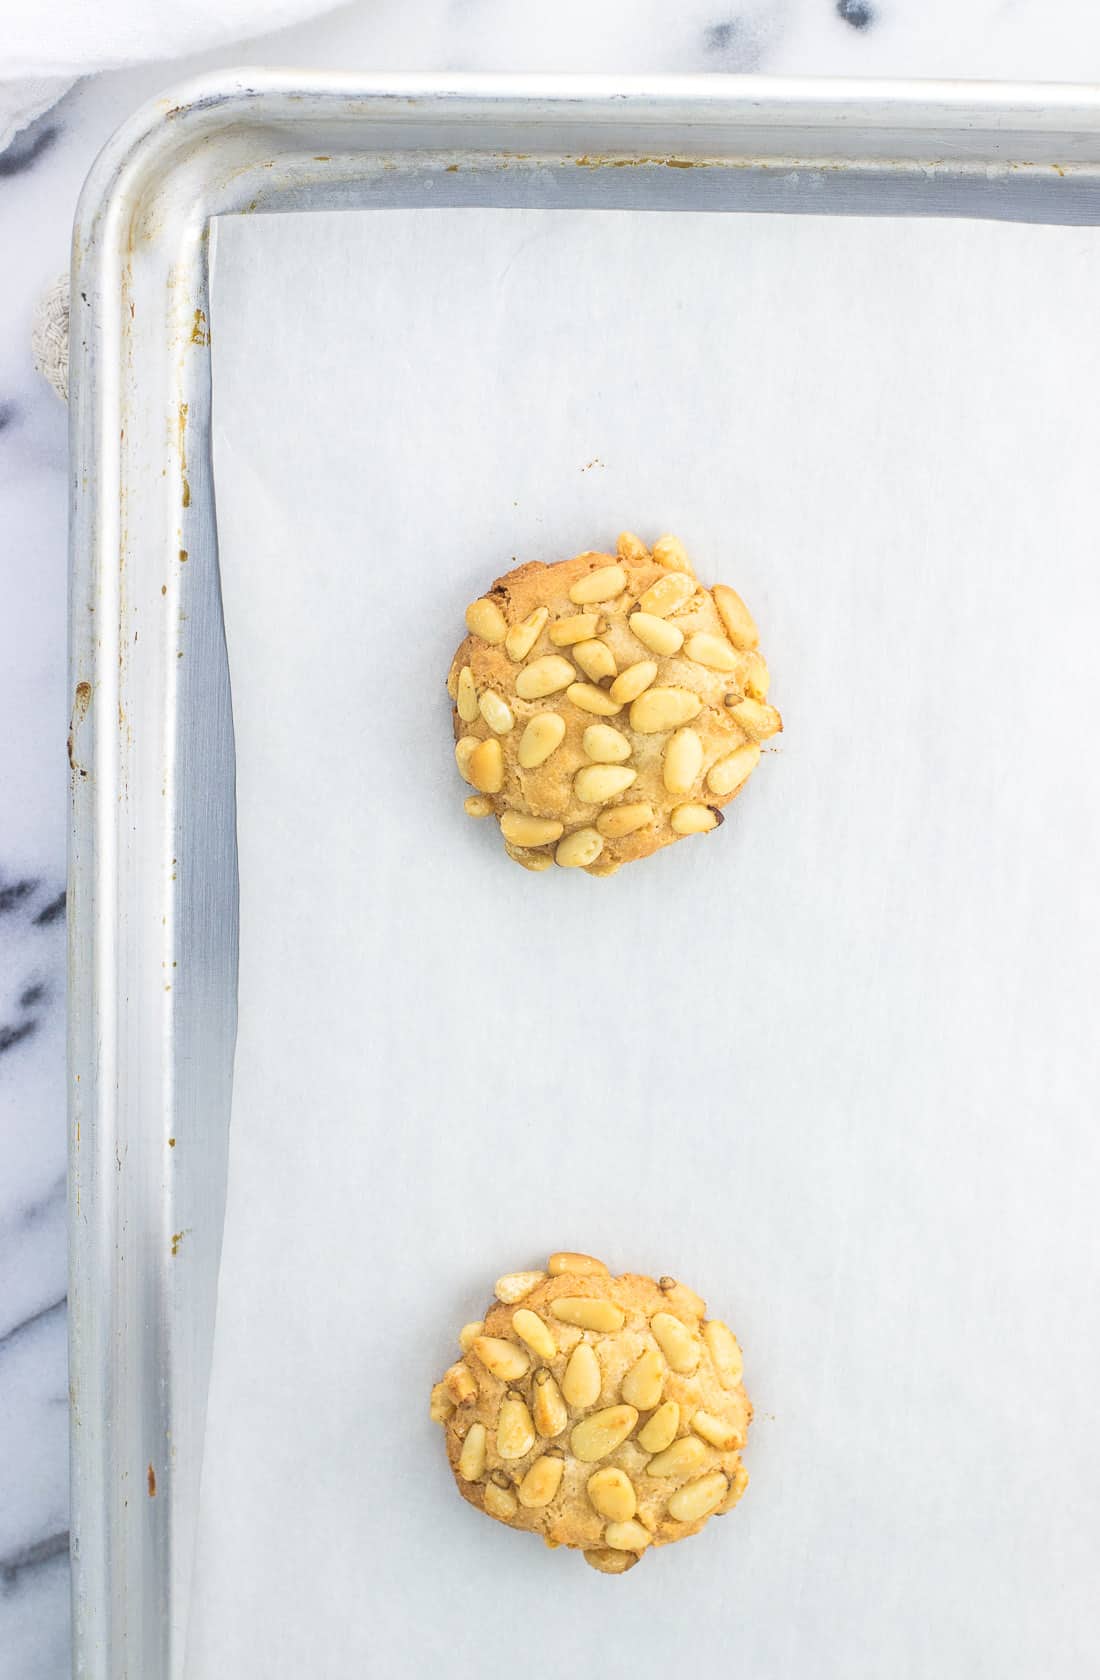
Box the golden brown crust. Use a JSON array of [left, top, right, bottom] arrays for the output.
[[448, 535, 780, 874], [431, 1256, 752, 1571]]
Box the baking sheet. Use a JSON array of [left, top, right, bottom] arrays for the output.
[[187, 205, 1100, 1678]]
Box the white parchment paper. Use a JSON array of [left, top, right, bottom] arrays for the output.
[[188, 207, 1100, 1679]]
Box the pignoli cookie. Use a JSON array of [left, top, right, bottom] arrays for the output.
[[430, 1255, 751, 1573], [447, 535, 780, 874]]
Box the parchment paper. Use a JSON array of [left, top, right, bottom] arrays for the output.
[[188, 207, 1100, 1679]]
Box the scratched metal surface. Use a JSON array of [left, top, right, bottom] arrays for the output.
[[67, 70, 1100, 1680]]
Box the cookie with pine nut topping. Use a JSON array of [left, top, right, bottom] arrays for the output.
[[447, 533, 780, 875], [430, 1252, 751, 1573]]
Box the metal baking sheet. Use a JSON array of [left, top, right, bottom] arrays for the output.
[[69, 73, 1100, 1680]]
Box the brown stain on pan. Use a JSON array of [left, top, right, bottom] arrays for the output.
[[572, 154, 704, 169], [147, 1464, 157, 1498], [178, 401, 190, 508], [190, 308, 209, 346], [68, 680, 92, 777]]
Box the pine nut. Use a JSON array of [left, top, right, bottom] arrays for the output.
[[691, 1410, 743, 1451], [468, 737, 504, 794], [707, 742, 760, 798], [609, 660, 658, 705], [670, 803, 721, 835], [561, 1343, 602, 1409], [548, 1251, 609, 1276], [555, 827, 604, 868], [587, 1467, 637, 1523], [583, 1547, 638, 1575], [518, 1453, 565, 1508], [532, 1368, 569, 1436], [463, 795, 494, 818], [499, 813, 564, 847], [572, 645, 617, 688], [430, 1382, 455, 1423], [629, 612, 684, 656], [567, 681, 624, 717], [651, 1312, 701, 1374], [458, 1422, 487, 1480], [472, 1335, 530, 1381], [507, 847, 554, 872], [630, 688, 703, 734], [651, 534, 693, 575], [458, 1322, 483, 1353], [550, 1298, 625, 1332], [495, 1270, 546, 1304], [667, 1471, 728, 1523], [569, 564, 626, 604], [645, 1436, 708, 1478], [712, 584, 758, 650], [456, 665, 478, 722], [702, 1320, 744, 1387], [497, 1392, 536, 1459], [574, 765, 637, 805], [662, 728, 703, 795], [444, 1362, 478, 1405], [484, 1474, 518, 1519], [455, 736, 481, 782], [658, 1278, 707, 1319], [517, 712, 566, 768], [582, 724, 632, 763], [465, 597, 508, 644], [725, 697, 782, 740], [549, 612, 604, 646], [505, 606, 549, 662], [637, 1400, 680, 1454], [596, 802, 653, 839], [513, 1309, 557, 1363], [720, 1462, 750, 1511], [570, 1405, 639, 1463], [684, 632, 739, 673], [515, 655, 576, 701], [573, 639, 618, 684], [741, 650, 770, 699], [478, 690, 515, 734], [604, 1519, 652, 1552], [621, 1347, 665, 1411], [638, 572, 696, 618], [617, 531, 650, 563]]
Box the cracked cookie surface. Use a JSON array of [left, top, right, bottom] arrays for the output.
[[431, 1252, 752, 1573], [447, 533, 781, 875]]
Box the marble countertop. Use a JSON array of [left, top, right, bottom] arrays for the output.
[[2, 3, 1099, 1675]]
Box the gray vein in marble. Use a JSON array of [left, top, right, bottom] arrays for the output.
[[3, 1172, 64, 1223], [0, 878, 39, 915], [32, 891, 67, 928], [0, 1296, 66, 1360], [836, 0, 876, 27], [0, 119, 60, 180], [0, 1533, 69, 1596], [0, 1018, 38, 1055]]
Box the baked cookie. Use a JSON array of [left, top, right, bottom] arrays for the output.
[[430, 1252, 751, 1574], [447, 533, 780, 875]]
